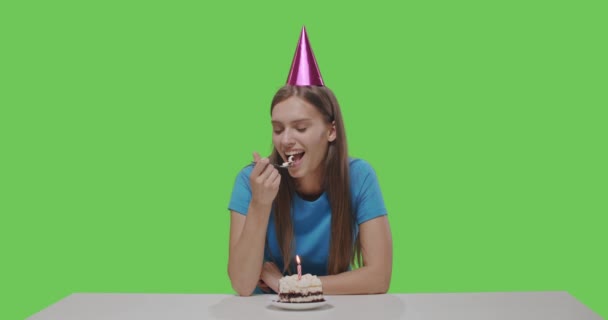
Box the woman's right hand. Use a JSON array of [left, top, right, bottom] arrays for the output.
[[250, 152, 281, 208]]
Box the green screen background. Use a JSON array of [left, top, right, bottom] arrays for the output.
[[1, 0, 606, 318]]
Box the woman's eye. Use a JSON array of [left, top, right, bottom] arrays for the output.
[[296, 127, 307, 133]]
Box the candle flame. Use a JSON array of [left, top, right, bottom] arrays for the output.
[[296, 255, 300, 264]]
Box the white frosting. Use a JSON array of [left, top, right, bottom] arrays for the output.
[[279, 274, 322, 293], [282, 155, 295, 167]]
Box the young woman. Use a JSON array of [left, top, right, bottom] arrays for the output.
[[227, 27, 392, 296]]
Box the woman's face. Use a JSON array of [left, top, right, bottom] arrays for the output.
[[271, 96, 336, 179]]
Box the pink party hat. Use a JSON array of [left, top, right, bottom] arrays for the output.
[[286, 26, 324, 86]]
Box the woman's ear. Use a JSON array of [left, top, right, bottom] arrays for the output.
[[328, 121, 337, 142]]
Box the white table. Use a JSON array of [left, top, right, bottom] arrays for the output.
[[27, 291, 602, 320]]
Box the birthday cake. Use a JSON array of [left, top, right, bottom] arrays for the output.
[[278, 274, 324, 303]]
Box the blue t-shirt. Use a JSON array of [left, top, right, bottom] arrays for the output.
[[228, 158, 387, 292]]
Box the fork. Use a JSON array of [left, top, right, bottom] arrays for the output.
[[250, 161, 292, 168]]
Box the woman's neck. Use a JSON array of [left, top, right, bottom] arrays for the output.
[[294, 167, 325, 200]]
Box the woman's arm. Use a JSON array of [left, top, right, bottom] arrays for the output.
[[319, 215, 393, 294], [228, 206, 271, 296], [227, 154, 281, 296]]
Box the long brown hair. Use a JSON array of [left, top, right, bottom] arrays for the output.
[[268, 85, 362, 275]]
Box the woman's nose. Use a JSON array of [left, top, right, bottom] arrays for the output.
[[281, 129, 295, 145]]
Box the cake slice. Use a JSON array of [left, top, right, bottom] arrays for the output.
[[278, 274, 324, 303]]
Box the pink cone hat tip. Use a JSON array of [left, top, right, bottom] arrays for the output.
[[286, 26, 325, 86]]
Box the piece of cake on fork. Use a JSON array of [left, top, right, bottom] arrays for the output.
[[278, 274, 324, 303]]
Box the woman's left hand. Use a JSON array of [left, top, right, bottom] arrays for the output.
[[260, 261, 282, 293], [257, 279, 272, 293]]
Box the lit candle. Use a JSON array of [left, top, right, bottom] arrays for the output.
[[296, 255, 302, 280]]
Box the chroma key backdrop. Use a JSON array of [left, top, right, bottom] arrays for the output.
[[1, 0, 606, 319]]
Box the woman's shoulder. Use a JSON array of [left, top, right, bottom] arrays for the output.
[[347, 157, 380, 185], [347, 157, 376, 173], [347, 157, 387, 220], [233, 163, 255, 181]]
